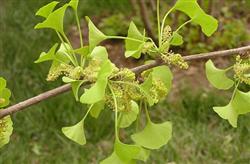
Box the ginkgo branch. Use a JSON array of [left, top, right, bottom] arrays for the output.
[[0, 45, 249, 119]]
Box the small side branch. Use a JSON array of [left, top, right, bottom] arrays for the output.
[[0, 45, 249, 119]]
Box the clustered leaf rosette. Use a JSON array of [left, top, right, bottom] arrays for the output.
[[205, 55, 250, 127], [33, 0, 219, 162], [0, 77, 13, 148]]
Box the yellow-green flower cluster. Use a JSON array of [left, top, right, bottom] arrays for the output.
[[149, 79, 168, 104], [162, 25, 172, 42], [161, 53, 189, 69], [47, 63, 75, 81], [234, 55, 250, 85]]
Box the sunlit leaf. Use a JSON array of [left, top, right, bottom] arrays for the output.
[[151, 65, 173, 90], [35, 4, 68, 34], [80, 60, 114, 104], [0, 78, 7, 91], [174, 0, 218, 36], [100, 152, 136, 164], [170, 32, 183, 46], [90, 101, 105, 118], [205, 60, 234, 90], [35, 1, 59, 18], [87, 17, 107, 52], [125, 22, 145, 59], [140, 74, 155, 106], [68, 0, 79, 11], [0, 116, 13, 148], [90, 46, 109, 61], [214, 90, 250, 128], [62, 118, 86, 145], [35, 43, 58, 63], [134, 147, 150, 162], [119, 101, 139, 128], [62, 77, 85, 101], [131, 121, 172, 149], [115, 139, 141, 161], [74, 46, 89, 57]]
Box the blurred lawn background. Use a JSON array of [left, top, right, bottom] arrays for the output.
[[0, 0, 250, 163]]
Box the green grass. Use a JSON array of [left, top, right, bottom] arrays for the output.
[[0, 0, 250, 164]]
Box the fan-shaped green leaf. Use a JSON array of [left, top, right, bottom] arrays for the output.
[[62, 118, 86, 145], [0, 116, 13, 148], [35, 4, 68, 34], [90, 101, 105, 118], [87, 17, 107, 52], [0, 78, 7, 91], [62, 77, 85, 101], [0, 88, 11, 108], [151, 65, 173, 90], [35, 43, 58, 63], [80, 60, 114, 104], [213, 90, 250, 127], [205, 60, 234, 90], [68, 0, 79, 11], [36, 1, 59, 18], [90, 46, 109, 61], [232, 90, 250, 114], [174, 0, 218, 36], [119, 101, 139, 128], [125, 22, 145, 59], [100, 152, 136, 164], [170, 32, 183, 46], [131, 121, 172, 149], [114, 139, 141, 162], [213, 103, 237, 127]]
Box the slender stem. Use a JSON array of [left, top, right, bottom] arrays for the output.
[[144, 101, 151, 122], [74, 11, 85, 67], [107, 36, 145, 43], [108, 83, 119, 138], [160, 7, 175, 45], [136, 100, 143, 131], [230, 81, 240, 103], [175, 19, 193, 33], [75, 11, 83, 48], [56, 31, 77, 66], [157, 0, 161, 46], [82, 104, 94, 121], [61, 33, 79, 66]]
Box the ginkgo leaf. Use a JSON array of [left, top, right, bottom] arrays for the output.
[[100, 152, 136, 164], [174, 0, 218, 36], [90, 101, 105, 118], [0, 78, 7, 91], [151, 65, 173, 90], [87, 17, 107, 52], [35, 43, 58, 63], [213, 90, 250, 128], [170, 32, 183, 46], [119, 101, 139, 128], [35, 4, 68, 34], [62, 77, 85, 101], [35, 1, 59, 18], [131, 121, 172, 149], [90, 46, 109, 61], [205, 60, 234, 90], [115, 139, 141, 162], [125, 22, 145, 59], [134, 147, 150, 162], [74, 46, 89, 57], [232, 90, 250, 114], [68, 0, 79, 11], [80, 60, 114, 104], [140, 74, 155, 106], [62, 118, 86, 145], [213, 103, 238, 127], [0, 116, 13, 148], [0, 88, 11, 108]]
